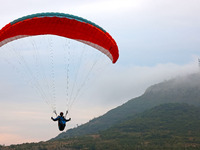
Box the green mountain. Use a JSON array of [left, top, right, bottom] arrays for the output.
[[74, 103, 200, 149], [102, 103, 200, 141], [3, 103, 200, 150], [54, 73, 200, 140]]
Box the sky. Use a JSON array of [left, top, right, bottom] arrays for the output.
[[0, 0, 200, 146]]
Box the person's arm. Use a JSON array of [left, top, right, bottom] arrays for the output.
[[64, 110, 68, 118], [65, 118, 71, 122], [51, 116, 59, 121]]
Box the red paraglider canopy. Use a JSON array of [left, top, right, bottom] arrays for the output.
[[0, 12, 119, 63]]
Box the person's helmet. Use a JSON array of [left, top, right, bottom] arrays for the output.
[[60, 112, 64, 116]]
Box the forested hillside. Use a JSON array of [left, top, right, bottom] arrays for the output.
[[2, 103, 200, 150], [54, 73, 200, 140]]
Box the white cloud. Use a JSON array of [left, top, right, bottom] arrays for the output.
[[88, 60, 199, 106], [71, 0, 137, 13]]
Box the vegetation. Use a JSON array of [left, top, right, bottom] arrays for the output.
[[100, 103, 200, 149], [2, 103, 200, 150]]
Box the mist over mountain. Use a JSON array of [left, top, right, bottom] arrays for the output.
[[53, 72, 200, 140], [144, 73, 200, 105]]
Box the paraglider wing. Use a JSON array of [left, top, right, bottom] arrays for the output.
[[0, 12, 119, 63]]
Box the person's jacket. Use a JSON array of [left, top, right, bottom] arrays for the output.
[[52, 116, 69, 125]]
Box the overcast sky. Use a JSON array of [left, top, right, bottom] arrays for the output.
[[0, 0, 200, 146]]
